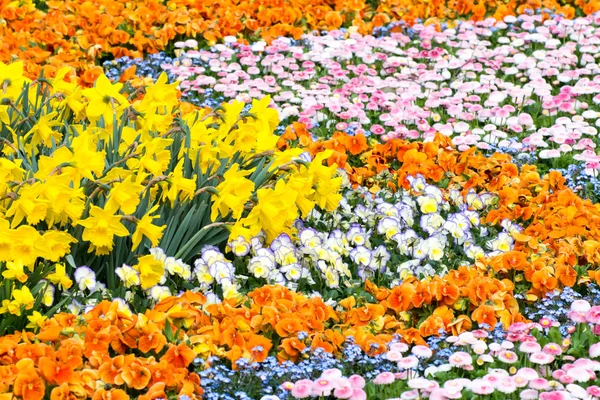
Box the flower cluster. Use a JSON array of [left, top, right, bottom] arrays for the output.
[[162, 14, 600, 175], [0, 61, 341, 334], [2, 0, 599, 83], [194, 172, 517, 300]]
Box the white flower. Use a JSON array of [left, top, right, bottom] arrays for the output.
[[165, 257, 191, 280], [323, 267, 340, 288], [150, 247, 167, 263], [222, 281, 241, 300], [466, 190, 484, 210], [417, 195, 438, 214], [248, 256, 273, 279], [115, 264, 141, 288], [148, 286, 171, 302], [228, 236, 251, 256], [378, 217, 402, 239], [394, 230, 418, 256], [350, 246, 372, 267], [280, 263, 302, 281], [421, 213, 445, 234], [74, 266, 96, 292], [274, 245, 298, 265], [413, 240, 427, 260], [466, 245, 485, 260], [209, 260, 234, 284], [299, 229, 323, 249], [423, 237, 445, 261], [201, 247, 226, 264], [407, 175, 426, 191]]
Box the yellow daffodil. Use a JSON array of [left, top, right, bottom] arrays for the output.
[[81, 74, 129, 125], [133, 254, 164, 289], [211, 164, 255, 221], [78, 205, 130, 253], [2, 260, 28, 283], [46, 263, 73, 290], [132, 205, 166, 251]]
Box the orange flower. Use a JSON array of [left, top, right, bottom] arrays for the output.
[[387, 284, 415, 312], [138, 324, 167, 353], [338, 132, 368, 155], [13, 370, 45, 400], [449, 315, 473, 336], [120, 359, 152, 390], [471, 304, 497, 330], [275, 318, 303, 338], [92, 389, 130, 400], [246, 334, 272, 362], [138, 382, 167, 400], [531, 270, 558, 294], [99, 355, 134, 385], [161, 343, 196, 369], [280, 337, 306, 358], [39, 356, 75, 385], [419, 315, 445, 337]]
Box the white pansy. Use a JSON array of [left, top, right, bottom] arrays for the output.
[[148, 286, 171, 302], [248, 256, 273, 279], [228, 236, 251, 256], [417, 194, 439, 214], [115, 264, 141, 288], [423, 237, 445, 261], [378, 217, 402, 239], [280, 263, 303, 281], [74, 266, 96, 292]]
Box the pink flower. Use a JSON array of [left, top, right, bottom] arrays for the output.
[[568, 311, 588, 323], [370, 124, 386, 135], [539, 318, 554, 328], [282, 381, 294, 391], [530, 351, 555, 365], [587, 386, 600, 396], [470, 379, 495, 395], [516, 367, 539, 381], [386, 350, 403, 361], [496, 377, 517, 394], [567, 366, 593, 383], [321, 369, 343, 379], [586, 306, 600, 324], [543, 343, 563, 356], [312, 378, 334, 396], [399, 389, 419, 400], [348, 375, 365, 389], [348, 388, 367, 400], [389, 343, 409, 353], [558, 375, 575, 384], [373, 372, 395, 385], [539, 391, 570, 400], [398, 356, 419, 370], [448, 352, 473, 367], [429, 388, 458, 400], [412, 345, 433, 358], [498, 350, 518, 363], [512, 376, 528, 388], [291, 380, 313, 398], [519, 342, 541, 353], [529, 378, 551, 390], [520, 389, 539, 399], [571, 300, 591, 313], [333, 385, 353, 399]]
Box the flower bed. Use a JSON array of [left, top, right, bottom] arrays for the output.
[[2, 3, 600, 399]]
